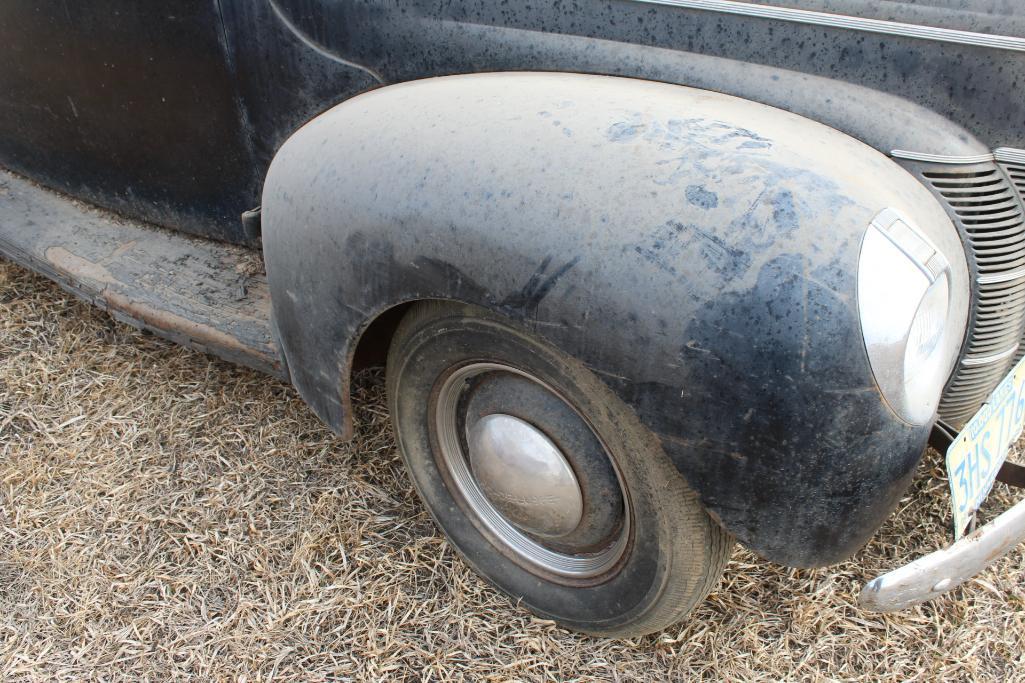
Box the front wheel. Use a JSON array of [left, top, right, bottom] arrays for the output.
[[386, 301, 732, 637]]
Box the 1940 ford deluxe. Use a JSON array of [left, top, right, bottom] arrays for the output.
[[1, 0, 1024, 637]]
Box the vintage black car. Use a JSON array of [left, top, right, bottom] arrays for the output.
[[2, 0, 1024, 637]]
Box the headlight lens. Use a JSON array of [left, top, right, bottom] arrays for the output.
[[858, 209, 955, 425]]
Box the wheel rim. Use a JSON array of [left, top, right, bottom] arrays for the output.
[[433, 362, 630, 579]]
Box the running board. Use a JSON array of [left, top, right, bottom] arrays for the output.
[[0, 168, 286, 379]]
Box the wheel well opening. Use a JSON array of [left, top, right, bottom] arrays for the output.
[[350, 301, 416, 372]]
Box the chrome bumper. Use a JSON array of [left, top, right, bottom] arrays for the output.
[[859, 497, 1025, 611]]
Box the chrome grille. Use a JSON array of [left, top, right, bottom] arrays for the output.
[[921, 164, 1025, 426], [1003, 160, 1025, 198]]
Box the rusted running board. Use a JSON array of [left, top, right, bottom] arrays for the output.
[[0, 168, 285, 379]]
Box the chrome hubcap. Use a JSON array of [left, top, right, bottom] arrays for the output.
[[467, 414, 583, 538], [433, 362, 629, 579]]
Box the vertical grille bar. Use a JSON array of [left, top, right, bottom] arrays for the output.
[[998, 159, 1025, 373]]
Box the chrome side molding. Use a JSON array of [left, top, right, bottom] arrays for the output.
[[996, 148, 1025, 166], [630, 0, 1025, 53], [891, 150, 998, 164], [891, 148, 1025, 165]]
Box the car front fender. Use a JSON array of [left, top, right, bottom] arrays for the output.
[[262, 73, 968, 566]]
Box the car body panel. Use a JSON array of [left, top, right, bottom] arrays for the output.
[[262, 73, 967, 565], [2, 1, 1024, 243], [0, 1, 256, 242], [0, 0, 379, 244], [269, 0, 1024, 152], [0, 0, 1017, 566]]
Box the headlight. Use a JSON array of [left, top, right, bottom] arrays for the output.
[[858, 208, 956, 425]]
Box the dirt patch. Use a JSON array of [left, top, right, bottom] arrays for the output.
[[0, 259, 1023, 681]]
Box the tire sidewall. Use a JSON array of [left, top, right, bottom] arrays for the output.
[[388, 304, 719, 634]]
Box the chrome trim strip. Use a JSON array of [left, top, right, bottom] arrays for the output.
[[978, 268, 1025, 285], [961, 345, 1020, 367], [630, 0, 1025, 53], [871, 207, 945, 283], [995, 148, 1025, 166], [891, 150, 995, 164]]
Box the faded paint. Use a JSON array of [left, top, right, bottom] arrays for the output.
[[262, 73, 967, 567]]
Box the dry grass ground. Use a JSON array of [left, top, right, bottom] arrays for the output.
[[0, 257, 1023, 682]]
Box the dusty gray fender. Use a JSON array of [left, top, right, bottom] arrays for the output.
[[262, 73, 967, 567]]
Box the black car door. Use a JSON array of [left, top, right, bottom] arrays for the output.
[[0, 1, 258, 243]]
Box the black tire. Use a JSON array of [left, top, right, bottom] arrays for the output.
[[386, 301, 732, 637]]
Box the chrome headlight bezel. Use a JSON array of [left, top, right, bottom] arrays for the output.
[[858, 208, 957, 425]]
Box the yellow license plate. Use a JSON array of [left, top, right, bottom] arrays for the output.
[[946, 354, 1025, 538]]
